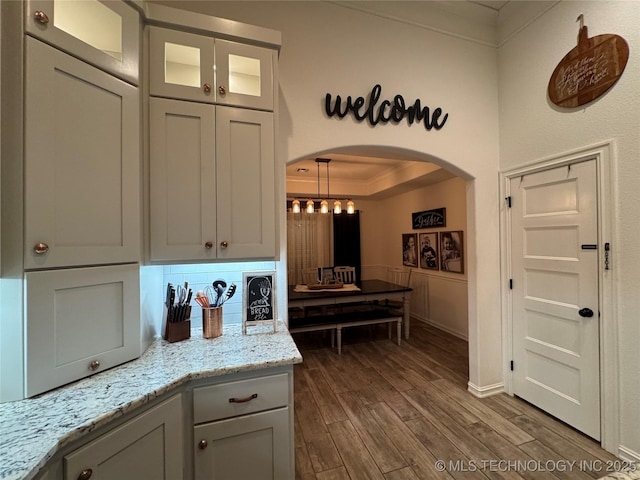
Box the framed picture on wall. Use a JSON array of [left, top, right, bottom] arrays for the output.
[[402, 233, 418, 267], [440, 231, 464, 273], [419, 233, 439, 270]]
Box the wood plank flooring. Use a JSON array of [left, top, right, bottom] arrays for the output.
[[292, 321, 619, 480]]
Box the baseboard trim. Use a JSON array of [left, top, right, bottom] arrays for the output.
[[414, 317, 468, 341], [618, 445, 640, 463], [468, 381, 504, 398]]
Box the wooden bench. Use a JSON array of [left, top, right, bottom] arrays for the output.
[[288, 307, 402, 354]]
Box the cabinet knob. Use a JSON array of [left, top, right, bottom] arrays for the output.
[[204, 241, 213, 249], [198, 439, 208, 450], [33, 10, 50, 24], [218, 85, 226, 95], [220, 241, 229, 249], [203, 83, 212, 93], [77, 469, 93, 480], [89, 360, 100, 371], [33, 242, 49, 254]]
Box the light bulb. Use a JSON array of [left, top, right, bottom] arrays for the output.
[[292, 199, 300, 213], [306, 200, 315, 213], [333, 200, 342, 214], [347, 199, 355, 214], [320, 199, 329, 214]]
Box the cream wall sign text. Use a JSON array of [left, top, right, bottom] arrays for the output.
[[325, 84, 449, 131]]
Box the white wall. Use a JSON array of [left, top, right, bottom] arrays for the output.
[[358, 177, 469, 338], [499, 1, 640, 459], [159, 0, 503, 396]]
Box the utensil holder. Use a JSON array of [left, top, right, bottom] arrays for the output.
[[202, 307, 223, 338]]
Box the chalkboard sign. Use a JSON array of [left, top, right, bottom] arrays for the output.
[[242, 271, 277, 334], [412, 208, 446, 229]]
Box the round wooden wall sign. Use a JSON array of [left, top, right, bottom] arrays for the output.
[[548, 26, 629, 108]]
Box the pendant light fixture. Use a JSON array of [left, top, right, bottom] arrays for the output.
[[290, 158, 355, 214]]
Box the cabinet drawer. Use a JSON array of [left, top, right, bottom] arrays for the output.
[[193, 373, 288, 423]]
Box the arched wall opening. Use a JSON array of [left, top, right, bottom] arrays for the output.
[[283, 144, 479, 385]]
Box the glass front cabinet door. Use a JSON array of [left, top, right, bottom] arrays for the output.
[[149, 26, 274, 111], [24, 0, 140, 84], [149, 26, 216, 104], [215, 39, 274, 111]]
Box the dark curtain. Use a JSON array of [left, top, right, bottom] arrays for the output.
[[333, 211, 361, 285]]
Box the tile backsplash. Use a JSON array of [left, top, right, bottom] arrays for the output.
[[163, 261, 277, 325]]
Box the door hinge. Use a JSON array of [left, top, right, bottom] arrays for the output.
[[510, 360, 514, 371], [505, 196, 512, 208], [509, 279, 513, 289]]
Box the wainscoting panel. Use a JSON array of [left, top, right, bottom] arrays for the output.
[[362, 265, 468, 339]]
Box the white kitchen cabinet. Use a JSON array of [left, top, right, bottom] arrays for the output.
[[25, 264, 140, 397], [194, 408, 290, 480], [24, 37, 140, 270], [64, 394, 183, 480], [192, 371, 293, 480], [33, 468, 52, 480], [24, 0, 140, 84], [149, 26, 274, 111], [149, 97, 275, 262]]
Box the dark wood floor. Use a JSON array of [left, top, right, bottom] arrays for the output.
[[291, 320, 618, 480]]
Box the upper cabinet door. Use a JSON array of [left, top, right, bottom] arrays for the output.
[[24, 0, 140, 84], [215, 39, 274, 111], [149, 26, 215, 104], [149, 97, 217, 262], [216, 107, 275, 259], [24, 37, 140, 270]]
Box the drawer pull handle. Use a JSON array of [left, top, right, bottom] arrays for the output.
[[229, 393, 258, 403]]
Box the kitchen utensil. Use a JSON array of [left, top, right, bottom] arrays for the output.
[[221, 283, 236, 305], [212, 280, 227, 307], [204, 286, 217, 307]]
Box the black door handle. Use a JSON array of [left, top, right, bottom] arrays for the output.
[[579, 308, 594, 318]]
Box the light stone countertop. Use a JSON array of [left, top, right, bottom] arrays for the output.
[[0, 321, 303, 480]]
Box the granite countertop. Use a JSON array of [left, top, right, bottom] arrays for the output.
[[0, 321, 302, 480]]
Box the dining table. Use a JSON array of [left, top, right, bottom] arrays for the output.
[[287, 279, 413, 339]]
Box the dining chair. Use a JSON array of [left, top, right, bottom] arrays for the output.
[[387, 266, 411, 288], [300, 267, 319, 285], [333, 266, 356, 284], [384, 266, 412, 310]]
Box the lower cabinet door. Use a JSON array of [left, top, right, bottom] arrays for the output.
[[25, 264, 140, 397], [64, 394, 183, 480], [194, 407, 291, 480]]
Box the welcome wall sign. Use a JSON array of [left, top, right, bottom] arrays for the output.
[[325, 84, 449, 131]]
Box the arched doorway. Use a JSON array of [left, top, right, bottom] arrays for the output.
[[284, 145, 477, 385]]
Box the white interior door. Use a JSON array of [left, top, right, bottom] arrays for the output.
[[510, 159, 600, 440]]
